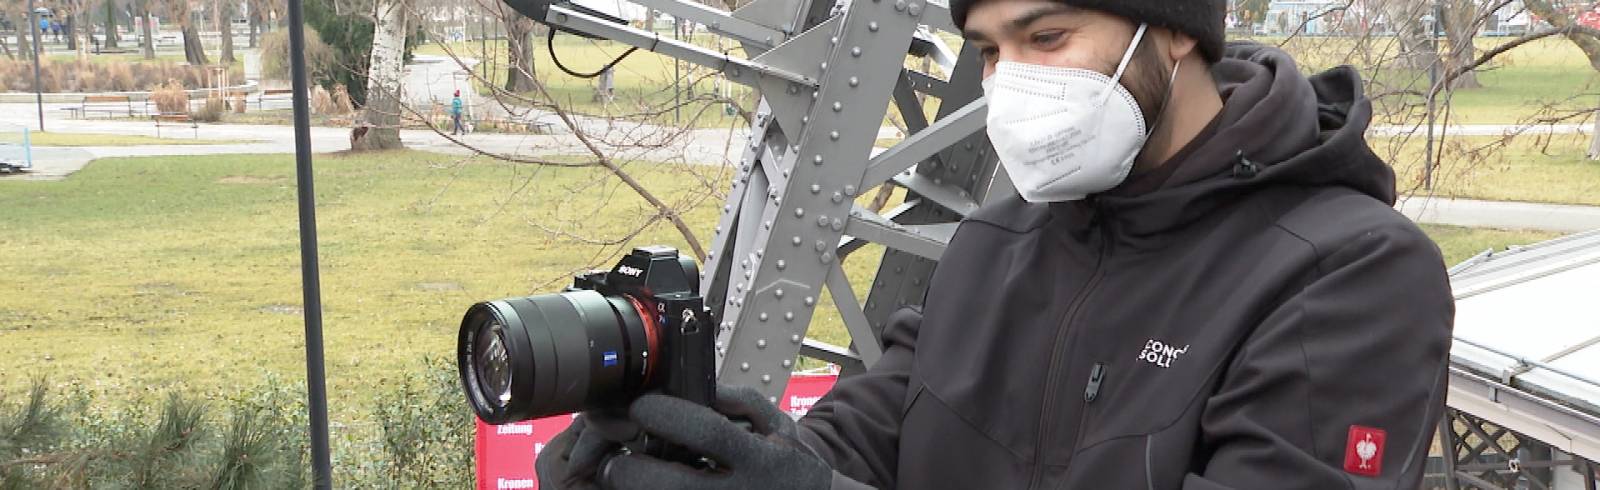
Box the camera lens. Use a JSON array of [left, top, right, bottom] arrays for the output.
[[458, 290, 660, 424], [475, 322, 512, 408]]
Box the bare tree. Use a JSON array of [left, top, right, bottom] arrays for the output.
[[103, 0, 120, 49], [502, 10, 535, 93], [1273, 0, 1600, 192], [350, 0, 409, 150], [216, 0, 235, 63], [164, 0, 210, 64], [371, 1, 759, 275]]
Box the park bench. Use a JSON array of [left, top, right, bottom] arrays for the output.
[[153, 112, 197, 139], [255, 89, 294, 111], [73, 95, 142, 119]]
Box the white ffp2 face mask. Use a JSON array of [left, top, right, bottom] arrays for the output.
[[982, 23, 1154, 202]]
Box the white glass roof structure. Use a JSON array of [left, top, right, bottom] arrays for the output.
[[1448, 229, 1600, 462]]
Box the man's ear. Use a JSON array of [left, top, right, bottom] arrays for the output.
[[1164, 29, 1200, 64]]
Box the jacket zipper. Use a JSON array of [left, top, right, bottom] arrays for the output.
[[1025, 220, 1111, 490]]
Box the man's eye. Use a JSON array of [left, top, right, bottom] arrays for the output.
[[979, 46, 999, 61], [1030, 31, 1064, 47]]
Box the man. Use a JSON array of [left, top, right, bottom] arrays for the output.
[[451, 90, 466, 135], [538, 0, 1455, 488]]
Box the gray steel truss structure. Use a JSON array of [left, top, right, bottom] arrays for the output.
[[541, 0, 1001, 393], [516, 1, 1600, 488]]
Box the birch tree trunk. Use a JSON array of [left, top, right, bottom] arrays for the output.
[[351, 0, 408, 151]]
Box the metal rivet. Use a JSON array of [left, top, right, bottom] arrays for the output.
[[762, 374, 772, 383], [763, 221, 772, 230], [851, 46, 862, 57], [744, 271, 752, 279], [759, 313, 768, 322], [830, 131, 840, 140], [832, 102, 843, 112], [821, 251, 835, 263], [844, 185, 858, 196], [788, 83, 800, 94], [817, 216, 830, 227], [793, 236, 803, 246], [791, 334, 802, 343], [730, 67, 741, 77], [894, 0, 905, 10], [554, 13, 569, 23], [757, 339, 768, 348], [831, 219, 844, 231], [832, 192, 844, 203], [811, 184, 822, 194], [868, 21, 879, 31], [820, 62, 829, 70], [829, 36, 838, 44], [776, 260, 787, 270], [741, 362, 751, 371], [814, 155, 824, 165], [802, 116, 809, 124], [849, 77, 859, 87], [785, 311, 795, 321], [804, 297, 816, 306], [770, 396, 779, 404], [909, 3, 922, 15], [795, 208, 805, 218], [782, 359, 793, 368], [815, 240, 827, 251], [775, 289, 785, 298]]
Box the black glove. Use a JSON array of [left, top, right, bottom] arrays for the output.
[[534, 411, 639, 490], [598, 385, 836, 490]]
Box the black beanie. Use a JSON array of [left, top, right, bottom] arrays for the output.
[[947, 0, 1227, 63]]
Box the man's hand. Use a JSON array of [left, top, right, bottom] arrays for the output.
[[534, 411, 638, 490], [600, 385, 835, 490]]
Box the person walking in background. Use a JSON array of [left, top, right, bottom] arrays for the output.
[[450, 90, 466, 136]]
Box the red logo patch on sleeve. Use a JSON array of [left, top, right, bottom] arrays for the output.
[[1343, 425, 1387, 477]]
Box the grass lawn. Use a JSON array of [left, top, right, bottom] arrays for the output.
[[1378, 133, 1600, 205], [0, 148, 1566, 414], [417, 36, 758, 129], [25, 131, 253, 147], [1422, 224, 1562, 265]]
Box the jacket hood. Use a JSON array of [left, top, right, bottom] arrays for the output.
[[1032, 40, 1395, 242]]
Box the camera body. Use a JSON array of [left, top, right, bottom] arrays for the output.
[[457, 246, 716, 425], [567, 246, 717, 411]]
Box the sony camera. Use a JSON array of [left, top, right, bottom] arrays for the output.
[[457, 246, 716, 425]]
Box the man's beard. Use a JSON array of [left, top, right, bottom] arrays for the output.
[[1096, 33, 1174, 133]]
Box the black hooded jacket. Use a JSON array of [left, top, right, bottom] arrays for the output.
[[795, 42, 1456, 489]]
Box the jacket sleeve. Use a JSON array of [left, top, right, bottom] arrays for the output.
[[1183, 222, 1455, 490], [795, 306, 922, 489]]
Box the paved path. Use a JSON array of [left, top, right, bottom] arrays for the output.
[[1397, 196, 1600, 234]]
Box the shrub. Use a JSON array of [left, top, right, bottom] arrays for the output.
[[193, 95, 227, 122], [259, 30, 339, 84], [150, 80, 189, 114], [311, 84, 335, 115], [0, 361, 472, 488]]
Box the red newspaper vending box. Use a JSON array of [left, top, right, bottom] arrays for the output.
[[474, 373, 839, 490]]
